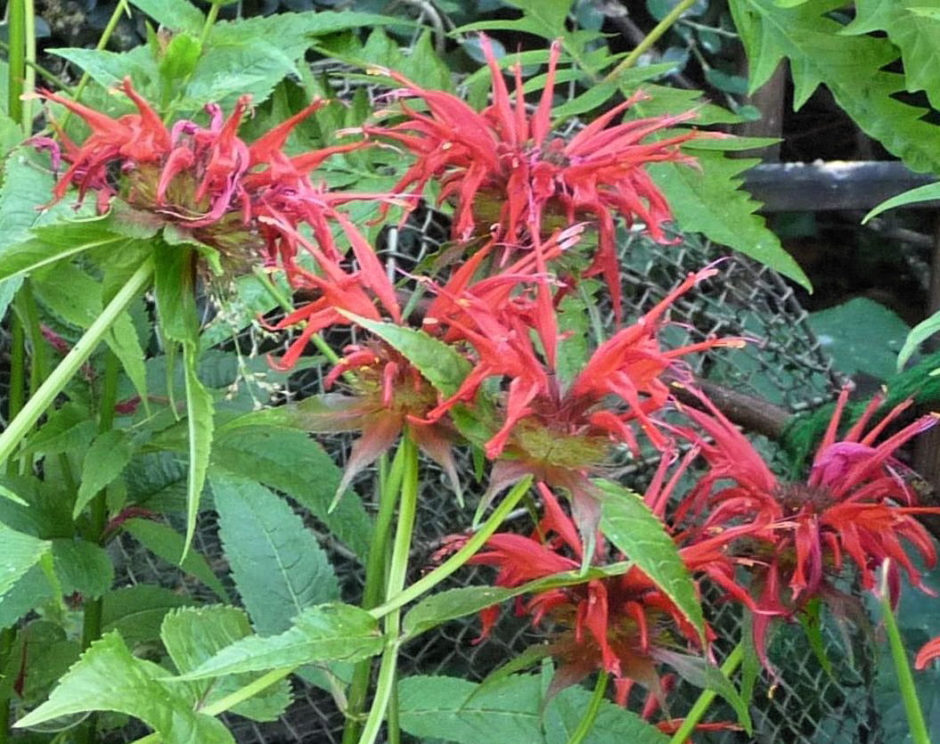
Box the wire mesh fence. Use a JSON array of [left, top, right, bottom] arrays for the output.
[[93, 198, 895, 744]]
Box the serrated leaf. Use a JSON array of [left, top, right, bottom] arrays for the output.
[[398, 674, 544, 743], [210, 426, 372, 559], [14, 632, 234, 744], [0, 214, 127, 284], [21, 403, 95, 457], [0, 524, 51, 601], [212, 472, 340, 635], [730, 0, 940, 174], [596, 479, 705, 642], [161, 606, 292, 722], [129, 0, 205, 34], [51, 46, 158, 92], [0, 564, 54, 628], [153, 245, 198, 343], [648, 152, 811, 290], [101, 585, 194, 647], [543, 684, 669, 744], [74, 429, 134, 518], [182, 342, 214, 561], [843, 0, 940, 110], [178, 603, 382, 679], [124, 518, 229, 601], [503, 0, 575, 35], [51, 540, 114, 599], [340, 313, 471, 398]]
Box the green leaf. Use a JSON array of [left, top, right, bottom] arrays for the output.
[[161, 606, 292, 722], [340, 313, 472, 398], [0, 214, 127, 284], [51, 45, 158, 91], [21, 403, 95, 457], [51, 540, 114, 599], [543, 684, 669, 744], [124, 518, 229, 601], [897, 310, 940, 371], [153, 245, 198, 344], [177, 603, 383, 679], [182, 342, 214, 560], [0, 524, 51, 600], [843, 0, 940, 110], [210, 426, 372, 559], [398, 674, 544, 743], [0, 564, 54, 628], [129, 0, 205, 34], [729, 0, 940, 174], [596, 479, 705, 642], [648, 152, 811, 291], [864, 181, 940, 223], [212, 472, 340, 635], [74, 429, 134, 518], [101, 585, 194, 647], [13, 632, 234, 744], [808, 297, 910, 380], [504, 0, 574, 35]]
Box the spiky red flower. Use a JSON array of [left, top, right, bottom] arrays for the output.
[[675, 387, 939, 663], [364, 36, 709, 316], [466, 484, 709, 704]]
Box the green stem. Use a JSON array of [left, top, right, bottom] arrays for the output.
[[669, 643, 744, 744], [199, 2, 224, 47], [7, 0, 25, 124], [20, 0, 35, 131], [369, 475, 534, 621], [0, 627, 15, 744], [567, 672, 608, 744], [342, 451, 406, 744], [604, 0, 698, 81], [881, 567, 931, 744], [64, 0, 129, 116], [5, 315, 26, 477], [0, 259, 154, 469], [356, 435, 419, 744]]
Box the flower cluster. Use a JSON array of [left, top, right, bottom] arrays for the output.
[[35, 37, 940, 730]]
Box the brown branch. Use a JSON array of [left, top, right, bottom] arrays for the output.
[[670, 377, 793, 440]]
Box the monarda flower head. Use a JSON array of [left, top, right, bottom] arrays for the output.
[[363, 36, 709, 317], [34, 78, 362, 274], [674, 387, 940, 665]]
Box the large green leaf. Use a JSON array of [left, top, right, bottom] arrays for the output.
[[864, 181, 940, 223], [729, 0, 940, 174], [21, 402, 95, 457], [596, 479, 705, 642], [844, 0, 940, 110], [398, 674, 544, 744], [503, 0, 575, 36], [648, 152, 810, 291], [14, 632, 234, 744], [178, 603, 383, 679], [341, 313, 472, 398], [210, 426, 372, 559], [0, 525, 51, 601], [212, 472, 340, 635], [124, 518, 229, 601], [161, 606, 292, 722], [0, 214, 127, 284], [807, 297, 909, 380]]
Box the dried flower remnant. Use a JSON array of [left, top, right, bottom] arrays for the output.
[[364, 36, 709, 315]]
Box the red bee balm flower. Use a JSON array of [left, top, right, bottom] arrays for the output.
[[675, 388, 940, 663], [364, 36, 710, 317], [466, 484, 707, 704]]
